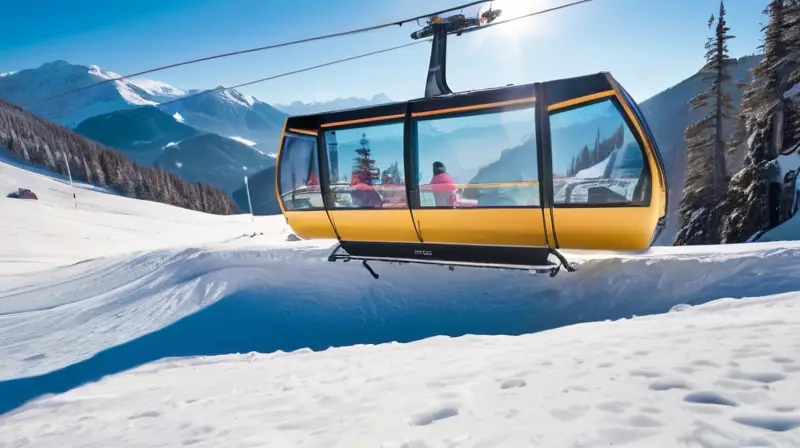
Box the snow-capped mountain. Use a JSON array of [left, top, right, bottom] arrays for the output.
[[0, 61, 186, 128], [274, 93, 394, 116], [73, 105, 274, 193], [0, 60, 288, 153], [158, 86, 286, 150], [154, 133, 275, 194], [73, 106, 202, 166]]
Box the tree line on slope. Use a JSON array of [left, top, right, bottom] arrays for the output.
[[0, 99, 239, 215], [676, 0, 800, 245]]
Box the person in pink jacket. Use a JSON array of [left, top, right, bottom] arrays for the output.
[[429, 161, 457, 207]]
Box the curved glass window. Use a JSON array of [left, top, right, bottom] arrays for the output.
[[549, 98, 650, 205], [277, 132, 323, 210]]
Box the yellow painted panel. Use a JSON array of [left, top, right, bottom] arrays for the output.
[[285, 211, 337, 239], [552, 207, 659, 251], [328, 210, 419, 242], [413, 209, 547, 246]]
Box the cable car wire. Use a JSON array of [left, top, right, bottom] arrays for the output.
[[466, 0, 593, 33], [138, 0, 595, 110], [21, 0, 490, 108], [154, 40, 430, 109]]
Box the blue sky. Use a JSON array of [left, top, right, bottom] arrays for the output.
[[0, 0, 769, 105]]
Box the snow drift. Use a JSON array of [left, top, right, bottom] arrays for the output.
[[2, 290, 799, 447]]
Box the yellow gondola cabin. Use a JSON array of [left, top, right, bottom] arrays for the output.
[[274, 72, 668, 276], [272, 8, 667, 277]]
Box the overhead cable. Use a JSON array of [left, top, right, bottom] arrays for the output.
[[21, 1, 489, 107], [149, 0, 595, 109], [154, 41, 429, 108]]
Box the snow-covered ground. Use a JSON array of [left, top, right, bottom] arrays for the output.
[[0, 150, 295, 274], [3, 292, 799, 447], [2, 156, 800, 446]]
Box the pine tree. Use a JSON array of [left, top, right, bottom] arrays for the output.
[[676, 0, 737, 245], [351, 133, 379, 184], [722, 0, 796, 242], [741, 0, 787, 129], [781, 0, 800, 149]]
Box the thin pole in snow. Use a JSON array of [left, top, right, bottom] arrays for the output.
[[244, 175, 254, 223], [63, 152, 77, 209]]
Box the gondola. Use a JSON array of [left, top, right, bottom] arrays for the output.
[[273, 6, 668, 278]]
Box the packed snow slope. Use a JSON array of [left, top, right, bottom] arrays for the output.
[[2, 293, 799, 447], [2, 156, 800, 425], [0, 151, 285, 275]]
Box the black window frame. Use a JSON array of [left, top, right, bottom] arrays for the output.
[[547, 95, 653, 209]]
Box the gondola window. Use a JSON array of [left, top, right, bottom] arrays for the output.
[[277, 132, 323, 210], [549, 99, 649, 206], [412, 106, 539, 208], [323, 122, 406, 209]]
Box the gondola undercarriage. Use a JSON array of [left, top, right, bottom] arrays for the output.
[[326, 241, 577, 279]]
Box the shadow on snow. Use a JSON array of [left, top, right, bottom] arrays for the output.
[[2, 246, 800, 416]]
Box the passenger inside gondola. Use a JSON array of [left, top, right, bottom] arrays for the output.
[[429, 161, 458, 207]]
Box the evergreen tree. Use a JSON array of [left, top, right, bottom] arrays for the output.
[[723, 0, 800, 242], [781, 0, 800, 148], [676, 0, 737, 245], [351, 133, 379, 184]]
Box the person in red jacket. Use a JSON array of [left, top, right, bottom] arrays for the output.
[[429, 161, 457, 207]]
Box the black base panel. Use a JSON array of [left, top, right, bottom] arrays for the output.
[[338, 241, 555, 267]]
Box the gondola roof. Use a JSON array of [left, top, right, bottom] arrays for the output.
[[285, 72, 616, 130]]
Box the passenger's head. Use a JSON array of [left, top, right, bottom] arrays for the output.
[[433, 161, 446, 175]]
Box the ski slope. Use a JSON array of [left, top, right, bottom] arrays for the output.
[[1, 157, 800, 446], [0, 150, 300, 274]]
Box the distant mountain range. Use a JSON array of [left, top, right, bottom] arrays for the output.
[[0, 60, 186, 128], [273, 94, 394, 116], [0, 61, 288, 200], [0, 60, 396, 211]]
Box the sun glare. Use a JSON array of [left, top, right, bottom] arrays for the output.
[[484, 0, 528, 36]]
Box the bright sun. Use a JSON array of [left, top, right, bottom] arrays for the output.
[[480, 0, 529, 36]]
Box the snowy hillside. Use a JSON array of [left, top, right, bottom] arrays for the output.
[[72, 106, 275, 192], [0, 153, 277, 275], [158, 87, 286, 150], [3, 156, 800, 444], [274, 93, 394, 115], [0, 61, 185, 127], [73, 106, 201, 165], [154, 133, 276, 193]]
